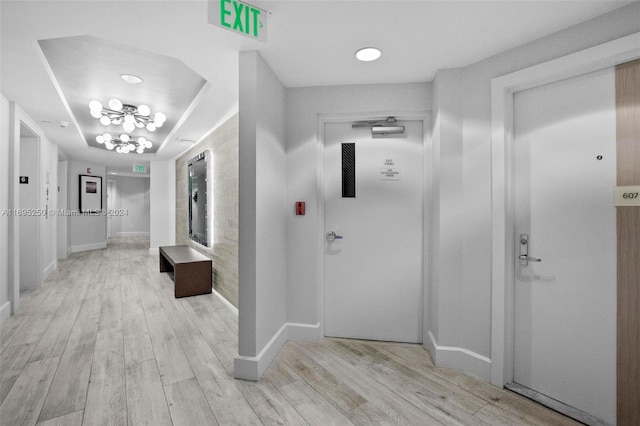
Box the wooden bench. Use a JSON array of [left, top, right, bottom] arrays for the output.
[[159, 245, 212, 298]]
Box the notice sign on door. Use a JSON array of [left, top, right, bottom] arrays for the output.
[[380, 158, 400, 180], [615, 185, 640, 206], [380, 168, 401, 180]]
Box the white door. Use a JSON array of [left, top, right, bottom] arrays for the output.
[[19, 131, 40, 291], [324, 120, 423, 343], [513, 68, 616, 424]]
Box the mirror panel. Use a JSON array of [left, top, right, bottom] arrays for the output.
[[188, 151, 209, 247]]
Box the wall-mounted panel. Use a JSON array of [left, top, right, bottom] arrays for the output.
[[176, 114, 239, 307], [616, 59, 640, 426]]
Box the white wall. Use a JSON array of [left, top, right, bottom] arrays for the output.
[[425, 2, 640, 380], [41, 135, 58, 278], [0, 95, 10, 322], [149, 160, 176, 254], [285, 83, 431, 329], [68, 161, 107, 252], [428, 69, 464, 356], [255, 53, 287, 356], [235, 51, 288, 380], [110, 175, 150, 237]]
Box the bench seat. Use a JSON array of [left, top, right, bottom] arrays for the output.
[[159, 245, 212, 298]]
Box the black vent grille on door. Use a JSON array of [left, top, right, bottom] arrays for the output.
[[342, 143, 356, 198]]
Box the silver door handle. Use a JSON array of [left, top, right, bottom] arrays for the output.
[[326, 231, 343, 241], [519, 234, 541, 266], [519, 255, 542, 262]]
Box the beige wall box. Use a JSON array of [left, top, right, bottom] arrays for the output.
[[614, 186, 640, 206]]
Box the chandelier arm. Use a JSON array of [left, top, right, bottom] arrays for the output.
[[134, 115, 152, 125], [100, 108, 122, 116], [99, 108, 153, 124]]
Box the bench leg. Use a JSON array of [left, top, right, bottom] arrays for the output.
[[159, 253, 172, 273], [174, 262, 212, 298]]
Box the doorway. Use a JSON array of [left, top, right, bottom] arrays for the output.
[[56, 159, 68, 259], [19, 123, 41, 292], [107, 179, 117, 238], [510, 68, 616, 424], [323, 120, 424, 343]]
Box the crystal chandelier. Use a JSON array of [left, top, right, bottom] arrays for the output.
[[95, 133, 153, 154], [89, 98, 166, 133]]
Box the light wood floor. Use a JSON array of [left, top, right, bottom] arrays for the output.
[[0, 237, 580, 426]]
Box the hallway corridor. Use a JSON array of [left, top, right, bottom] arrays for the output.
[[0, 238, 579, 425]]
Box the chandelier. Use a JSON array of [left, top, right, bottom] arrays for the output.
[[89, 98, 166, 133], [95, 133, 153, 154]]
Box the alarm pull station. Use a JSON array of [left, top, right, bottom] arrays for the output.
[[295, 202, 305, 216]]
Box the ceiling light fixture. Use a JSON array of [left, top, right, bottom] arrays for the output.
[[355, 47, 381, 62], [95, 132, 153, 154], [89, 98, 166, 133], [120, 74, 143, 84]]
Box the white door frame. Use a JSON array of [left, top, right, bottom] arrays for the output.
[[8, 103, 47, 315], [490, 32, 640, 387], [317, 110, 431, 341]]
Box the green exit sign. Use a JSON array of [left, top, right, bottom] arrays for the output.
[[133, 164, 147, 173], [209, 0, 267, 42]]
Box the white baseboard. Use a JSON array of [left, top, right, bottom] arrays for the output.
[[287, 322, 322, 342], [70, 242, 107, 253], [0, 301, 11, 324], [212, 288, 238, 315], [43, 260, 57, 281], [234, 322, 321, 381], [148, 247, 159, 256], [427, 331, 491, 381], [117, 232, 150, 237], [235, 322, 289, 381]]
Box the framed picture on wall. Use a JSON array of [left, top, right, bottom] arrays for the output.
[[79, 174, 102, 213]]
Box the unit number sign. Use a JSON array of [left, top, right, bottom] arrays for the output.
[[615, 186, 640, 206]]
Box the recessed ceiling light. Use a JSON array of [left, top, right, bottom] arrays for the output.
[[120, 74, 143, 84], [355, 47, 381, 62]]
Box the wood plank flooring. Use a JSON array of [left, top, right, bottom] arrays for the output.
[[0, 237, 580, 425]]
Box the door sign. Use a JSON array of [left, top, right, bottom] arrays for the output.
[[380, 168, 401, 180], [615, 186, 640, 206]]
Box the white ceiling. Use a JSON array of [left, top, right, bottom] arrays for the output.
[[1, 0, 635, 171], [39, 35, 207, 155]]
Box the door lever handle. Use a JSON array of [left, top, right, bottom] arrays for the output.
[[519, 255, 541, 262], [519, 234, 541, 266], [326, 231, 343, 241]]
